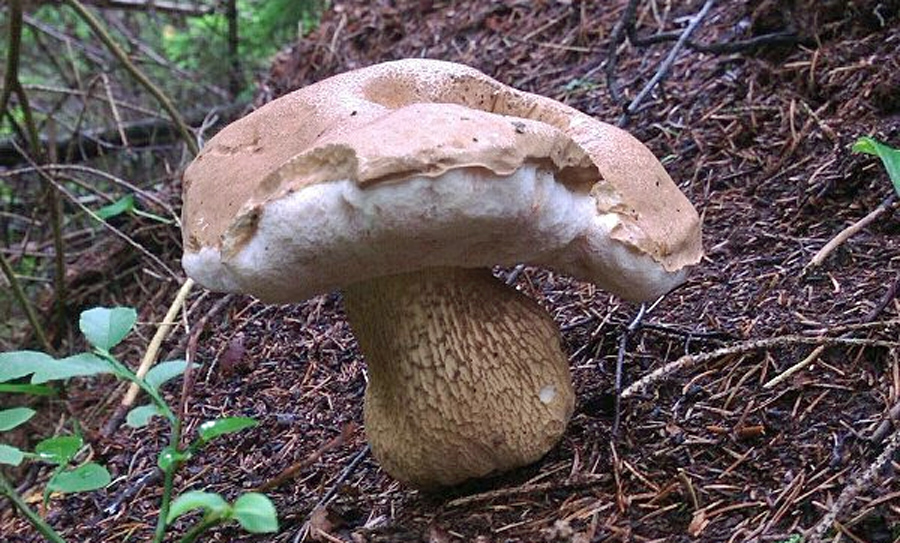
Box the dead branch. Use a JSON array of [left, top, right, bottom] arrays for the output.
[[105, 17, 231, 100], [2, 163, 181, 224], [1, 0, 61, 352], [0, 102, 246, 167], [618, 0, 715, 126], [23, 15, 111, 67], [23, 83, 161, 117], [607, 1, 798, 114], [621, 335, 899, 399], [101, 280, 194, 436], [807, 423, 900, 542], [64, 0, 200, 155], [293, 445, 371, 543], [631, 28, 798, 53], [446, 474, 611, 508], [10, 139, 180, 279], [605, 0, 641, 104], [36, 0, 213, 16], [613, 303, 646, 436], [806, 193, 898, 269], [257, 423, 356, 492]]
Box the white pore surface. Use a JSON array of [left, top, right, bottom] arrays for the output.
[[183, 165, 685, 303]]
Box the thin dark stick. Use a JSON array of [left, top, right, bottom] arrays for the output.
[[862, 271, 900, 324], [103, 468, 162, 514], [605, 0, 642, 105], [176, 309, 194, 432], [316, 445, 370, 508], [64, 0, 199, 155], [631, 29, 797, 53], [612, 303, 646, 436], [0, 0, 58, 353], [807, 424, 900, 542], [257, 424, 355, 492], [167, 294, 235, 360], [618, 0, 716, 127], [225, 0, 242, 98], [294, 445, 370, 543]]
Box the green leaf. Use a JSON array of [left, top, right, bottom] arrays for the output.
[[0, 444, 25, 466], [197, 417, 258, 443], [47, 463, 111, 493], [166, 491, 230, 523], [131, 208, 174, 225], [30, 353, 115, 384], [35, 435, 82, 464], [126, 404, 162, 428], [79, 307, 137, 350], [853, 136, 900, 196], [0, 350, 54, 383], [0, 383, 56, 396], [0, 407, 36, 431], [144, 360, 192, 392], [157, 445, 190, 471], [95, 194, 135, 220], [232, 493, 278, 533]]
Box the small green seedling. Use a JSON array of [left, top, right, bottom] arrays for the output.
[[95, 194, 173, 224], [852, 136, 900, 196], [0, 306, 275, 543], [168, 491, 278, 543]]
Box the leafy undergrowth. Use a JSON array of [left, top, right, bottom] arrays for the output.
[[3, 1, 900, 542]]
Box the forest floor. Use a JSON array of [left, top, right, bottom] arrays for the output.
[[3, 0, 900, 542]]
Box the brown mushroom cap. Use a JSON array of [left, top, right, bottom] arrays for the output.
[[182, 59, 702, 303]]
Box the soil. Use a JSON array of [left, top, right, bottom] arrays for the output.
[[3, 1, 900, 542]]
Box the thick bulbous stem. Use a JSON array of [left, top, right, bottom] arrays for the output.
[[343, 267, 574, 489]]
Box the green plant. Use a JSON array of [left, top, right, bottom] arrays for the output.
[[168, 490, 278, 543], [852, 136, 900, 196], [0, 306, 278, 542], [162, 0, 326, 76], [95, 194, 174, 224]]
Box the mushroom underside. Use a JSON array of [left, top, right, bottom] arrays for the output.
[[343, 266, 575, 489]]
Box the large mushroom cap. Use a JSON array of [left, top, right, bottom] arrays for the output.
[[182, 59, 702, 303]]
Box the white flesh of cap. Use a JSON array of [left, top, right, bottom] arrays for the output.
[[182, 165, 686, 303]]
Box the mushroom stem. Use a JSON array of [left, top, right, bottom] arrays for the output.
[[343, 267, 574, 489]]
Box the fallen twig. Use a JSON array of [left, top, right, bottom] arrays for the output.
[[806, 193, 897, 270], [256, 423, 356, 492], [621, 335, 899, 399], [604, 0, 641, 105], [619, 0, 715, 126], [607, 0, 796, 109], [446, 474, 611, 508], [633, 29, 798, 54], [10, 139, 180, 279], [613, 303, 646, 436], [762, 345, 825, 389], [101, 279, 194, 437], [864, 271, 900, 323], [166, 293, 235, 362], [807, 423, 900, 542], [765, 283, 900, 390], [869, 396, 900, 444], [64, 0, 199, 155], [505, 263, 526, 286], [293, 445, 371, 543], [103, 468, 161, 515]]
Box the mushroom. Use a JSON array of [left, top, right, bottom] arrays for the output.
[[181, 59, 702, 489]]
